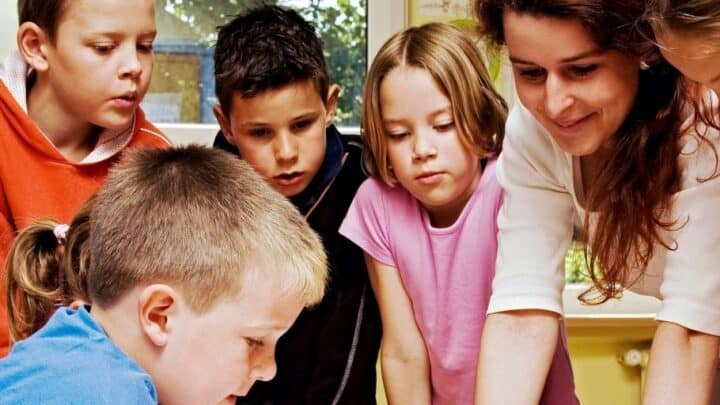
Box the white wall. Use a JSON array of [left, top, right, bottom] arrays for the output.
[[0, 0, 19, 58]]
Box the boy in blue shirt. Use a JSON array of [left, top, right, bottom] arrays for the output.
[[212, 5, 381, 404], [0, 146, 328, 404]]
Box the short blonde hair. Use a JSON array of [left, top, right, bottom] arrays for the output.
[[361, 22, 507, 185], [6, 146, 327, 340]]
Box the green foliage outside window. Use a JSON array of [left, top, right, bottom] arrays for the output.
[[565, 241, 602, 284]]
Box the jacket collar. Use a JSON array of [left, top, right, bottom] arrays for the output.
[[213, 124, 345, 214]]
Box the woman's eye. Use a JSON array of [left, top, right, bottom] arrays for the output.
[[570, 64, 598, 78], [517, 68, 546, 81]]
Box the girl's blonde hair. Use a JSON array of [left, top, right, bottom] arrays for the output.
[[361, 22, 508, 185], [647, 0, 720, 40], [5, 146, 328, 341]]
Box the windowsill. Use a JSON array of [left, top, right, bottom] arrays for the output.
[[155, 123, 362, 146], [156, 123, 218, 146], [563, 283, 660, 328]]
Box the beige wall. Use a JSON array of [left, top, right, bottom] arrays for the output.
[[0, 0, 18, 58]]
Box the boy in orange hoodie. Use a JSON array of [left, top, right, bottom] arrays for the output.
[[0, 0, 169, 356]]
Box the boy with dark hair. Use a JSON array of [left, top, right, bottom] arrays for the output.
[[212, 5, 381, 404], [0, 0, 168, 356]]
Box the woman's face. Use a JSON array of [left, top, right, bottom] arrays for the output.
[[503, 11, 641, 157]]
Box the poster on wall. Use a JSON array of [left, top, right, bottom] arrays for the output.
[[415, 0, 472, 20]]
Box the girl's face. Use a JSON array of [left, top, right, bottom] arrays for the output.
[[503, 11, 640, 157], [656, 29, 720, 96], [379, 66, 482, 228]]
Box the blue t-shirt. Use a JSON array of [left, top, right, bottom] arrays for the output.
[[0, 306, 157, 404]]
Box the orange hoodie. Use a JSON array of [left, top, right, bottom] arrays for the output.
[[0, 81, 170, 356]]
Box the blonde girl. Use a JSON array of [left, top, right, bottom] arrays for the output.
[[339, 23, 578, 404]]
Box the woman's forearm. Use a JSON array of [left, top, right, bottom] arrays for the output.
[[475, 310, 560, 405], [643, 321, 720, 405]]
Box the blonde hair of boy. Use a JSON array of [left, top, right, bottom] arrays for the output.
[[361, 22, 508, 185], [6, 146, 327, 341]]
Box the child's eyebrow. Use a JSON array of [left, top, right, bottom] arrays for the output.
[[242, 122, 271, 128], [86, 29, 158, 39], [291, 111, 321, 120], [428, 106, 452, 118], [243, 322, 289, 331], [382, 106, 451, 125], [509, 48, 604, 65], [241, 111, 320, 128]]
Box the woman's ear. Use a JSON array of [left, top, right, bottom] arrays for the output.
[[324, 84, 341, 127], [17, 22, 50, 72], [137, 284, 180, 348]]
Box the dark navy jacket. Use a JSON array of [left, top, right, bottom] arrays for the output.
[[215, 126, 382, 405]]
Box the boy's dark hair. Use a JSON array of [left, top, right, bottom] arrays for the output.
[[17, 0, 67, 41], [214, 4, 329, 115]]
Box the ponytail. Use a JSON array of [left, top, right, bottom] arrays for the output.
[[5, 201, 92, 341]]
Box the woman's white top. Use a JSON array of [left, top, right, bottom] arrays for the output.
[[489, 103, 720, 335]]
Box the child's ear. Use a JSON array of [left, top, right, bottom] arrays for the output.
[[324, 84, 341, 127], [213, 103, 235, 145], [137, 284, 180, 348], [16, 22, 50, 72]]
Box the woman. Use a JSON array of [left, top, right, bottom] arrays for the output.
[[473, 1, 720, 404]]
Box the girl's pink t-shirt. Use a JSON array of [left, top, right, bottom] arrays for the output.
[[340, 159, 577, 405]]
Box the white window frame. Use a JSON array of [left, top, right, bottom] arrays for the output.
[[160, 0, 407, 145]]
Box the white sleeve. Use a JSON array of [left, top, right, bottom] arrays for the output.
[[488, 105, 575, 315], [657, 128, 720, 336]]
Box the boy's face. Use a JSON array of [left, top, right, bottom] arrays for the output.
[[36, 0, 156, 131], [156, 278, 304, 404], [214, 80, 339, 197]]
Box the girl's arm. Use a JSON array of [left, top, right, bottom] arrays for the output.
[[475, 310, 559, 405], [364, 253, 431, 404], [642, 322, 719, 404]]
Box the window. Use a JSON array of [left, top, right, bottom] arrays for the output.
[[149, 0, 371, 127]]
